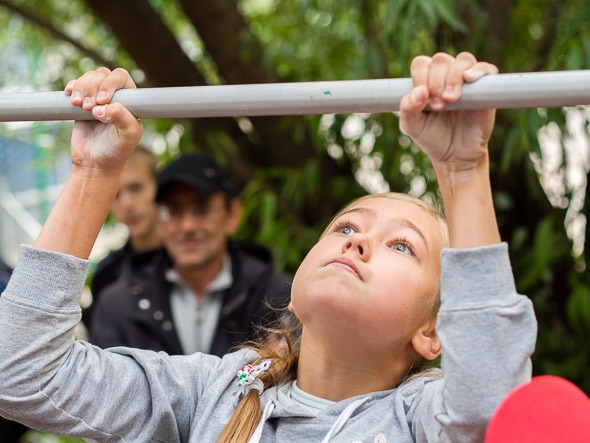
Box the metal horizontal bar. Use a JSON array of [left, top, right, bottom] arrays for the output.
[[1, 70, 590, 122]]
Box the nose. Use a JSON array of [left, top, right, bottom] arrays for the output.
[[177, 210, 202, 231], [117, 192, 134, 211], [342, 233, 370, 261]]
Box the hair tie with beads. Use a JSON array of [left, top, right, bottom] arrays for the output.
[[232, 360, 271, 406]]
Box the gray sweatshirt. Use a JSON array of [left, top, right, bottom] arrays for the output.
[[0, 243, 536, 442]]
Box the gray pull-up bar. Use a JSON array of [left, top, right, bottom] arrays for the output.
[[1, 70, 590, 122]]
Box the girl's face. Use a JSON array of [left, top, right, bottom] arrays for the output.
[[291, 196, 444, 359]]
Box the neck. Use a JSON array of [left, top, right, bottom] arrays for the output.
[[175, 255, 225, 299], [129, 230, 161, 253], [295, 329, 414, 402]]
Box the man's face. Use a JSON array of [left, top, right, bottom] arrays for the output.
[[111, 159, 158, 241], [157, 183, 242, 271]]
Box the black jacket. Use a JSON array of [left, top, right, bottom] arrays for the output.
[[0, 258, 11, 293], [88, 240, 291, 356], [85, 243, 160, 330]]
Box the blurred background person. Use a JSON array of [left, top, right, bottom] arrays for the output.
[[84, 145, 161, 332], [88, 152, 291, 356]]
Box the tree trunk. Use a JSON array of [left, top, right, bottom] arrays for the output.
[[177, 0, 357, 221], [84, 0, 254, 157]]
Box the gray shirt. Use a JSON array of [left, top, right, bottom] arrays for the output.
[[0, 243, 537, 442], [288, 380, 336, 414], [167, 254, 233, 354]]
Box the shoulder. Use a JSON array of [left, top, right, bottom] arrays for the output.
[[394, 372, 445, 426], [98, 243, 131, 267], [92, 246, 169, 294], [229, 239, 291, 284], [229, 239, 273, 267], [92, 244, 130, 287], [112, 347, 259, 387], [228, 240, 291, 309]]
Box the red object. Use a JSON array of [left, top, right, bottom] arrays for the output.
[[485, 375, 590, 442]]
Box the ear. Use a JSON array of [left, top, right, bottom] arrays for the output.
[[226, 198, 243, 235], [411, 318, 441, 361], [288, 301, 294, 313]]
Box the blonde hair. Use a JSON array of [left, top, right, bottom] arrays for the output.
[[216, 192, 448, 443], [323, 192, 448, 246], [216, 321, 301, 443]]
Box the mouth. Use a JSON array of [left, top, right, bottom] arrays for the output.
[[178, 237, 204, 249], [325, 257, 361, 280]]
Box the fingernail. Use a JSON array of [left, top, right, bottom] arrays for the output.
[[464, 68, 484, 82], [83, 97, 92, 107], [430, 97, 444, 109], [94, 105, 105, 117], [443, 85, 455, 100], [73, 91, 81, 101], [97, 90, 107, 101], [412, 87, 425, 104]]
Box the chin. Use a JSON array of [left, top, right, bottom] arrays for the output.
[[294, 278, 360, 323], [177, 258, 207, 270], [129, 228, 147, 238]]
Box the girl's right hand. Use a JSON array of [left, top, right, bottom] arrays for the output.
[[65, 67, 143, 175]]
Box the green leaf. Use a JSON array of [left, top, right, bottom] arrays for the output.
[[567, 285, 590, 336], [432, 0, 468, 32], [260, 191, 277, 235]]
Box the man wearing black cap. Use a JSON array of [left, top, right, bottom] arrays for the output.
[[88, 153, 291, 356]]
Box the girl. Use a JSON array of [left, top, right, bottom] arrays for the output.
[[0, 52, 536, 442]]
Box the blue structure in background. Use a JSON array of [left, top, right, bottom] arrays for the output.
[[0, 135, 71, 188], [0, 133, 71, 265], [0, 136, 43, 193]]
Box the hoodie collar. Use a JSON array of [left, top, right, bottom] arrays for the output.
[[251, 383, 373, 443]]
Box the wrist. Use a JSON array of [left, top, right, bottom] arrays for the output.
[[431, 151, 490, 186], [434, 155, 501, 248], [70, 162, 125, 182], [68, 166, 122, 210]]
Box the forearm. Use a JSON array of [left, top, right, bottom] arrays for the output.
[[33, 165, 122, 259], [433, 244, 536, 441], [433, 153, 501, 249], [0, 246, 88, 423], [0, 246, 187, 440]]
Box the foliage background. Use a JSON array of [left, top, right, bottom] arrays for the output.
[[0, 0, 589, 441]]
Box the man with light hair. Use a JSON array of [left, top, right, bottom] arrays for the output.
[[84, 145, 161, 331]]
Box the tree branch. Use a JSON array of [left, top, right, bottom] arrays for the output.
[[177, 0, 357, 221], [83, 0, 257, 157], [0, 0, 114, 68]]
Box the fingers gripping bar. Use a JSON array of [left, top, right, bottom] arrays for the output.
[[1, 70, 590, 122]]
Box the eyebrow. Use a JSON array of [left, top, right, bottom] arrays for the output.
[[337, 207, 430, 252]]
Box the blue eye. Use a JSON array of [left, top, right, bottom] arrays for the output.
[[332, 220, 358, 236], [390, 240, 414, 255], [337, 225, 356, 235]]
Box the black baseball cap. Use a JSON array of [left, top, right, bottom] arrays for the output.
[[156, 153, 236, 201]]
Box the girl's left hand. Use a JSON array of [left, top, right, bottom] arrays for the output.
[[399, 52, 498, 174]]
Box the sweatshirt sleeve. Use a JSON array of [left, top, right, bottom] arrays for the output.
[[0, 245, 222, 442], [413, 243, 537, 442]]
